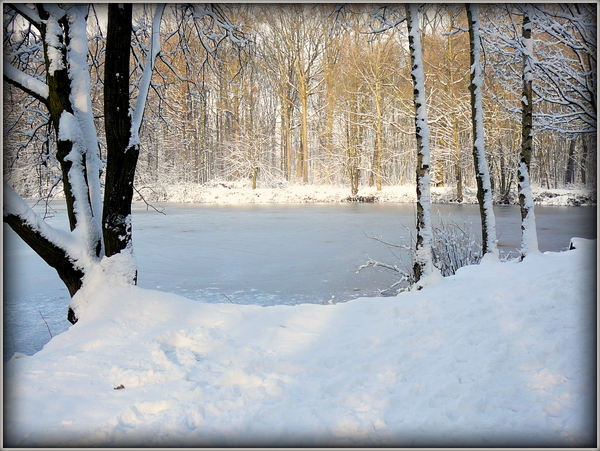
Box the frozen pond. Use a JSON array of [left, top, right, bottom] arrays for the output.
[[3, 201, 596, 360]]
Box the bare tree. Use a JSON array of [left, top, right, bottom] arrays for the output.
[[3, 3, 244, 323]]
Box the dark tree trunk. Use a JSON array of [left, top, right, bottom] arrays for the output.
[[102, 4, 137, 259], [565, 137, 576, 185], [455, 163, 463, 203], [580, 135, 588, 185]]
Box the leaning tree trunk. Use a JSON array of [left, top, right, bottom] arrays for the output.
[[467, 4, 498, 257], [518, 8, 540, 257], [406, 4, 435, 284], [4, 188, 85, 301]]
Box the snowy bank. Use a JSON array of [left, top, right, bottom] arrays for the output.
[[133, 181, 597, 206], [3, 239, 596, 447]]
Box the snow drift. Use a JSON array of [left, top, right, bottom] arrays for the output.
[[3, 239, 596, 447]]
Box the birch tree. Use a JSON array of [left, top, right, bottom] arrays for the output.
[[405, 4, 436, 283], [467, 4, 498, 257], [518, 7, 540, 257]]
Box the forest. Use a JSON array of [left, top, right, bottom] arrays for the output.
[[4, 3, 597, 203]]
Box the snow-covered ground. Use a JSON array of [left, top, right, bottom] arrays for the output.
[[134, 181, 597, 206], [4, 237, 596, 447]]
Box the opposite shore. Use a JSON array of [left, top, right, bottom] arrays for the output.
[[130, 182, 597, 207]]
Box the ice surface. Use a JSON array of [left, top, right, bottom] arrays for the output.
[[4, 201, 596, 361]]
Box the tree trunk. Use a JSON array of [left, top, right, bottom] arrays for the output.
[[280, 102, 289, 180], [299, 77, 309, 184], [406, 4, 435, 284], [102, 4, 137, 260], [453, 118, 463, 202], [580, 135, 588, 185], [565, 137, 576, 185], [374, 84, 383, 191], [518, 9, 540, 257], [467, 4, 498, 257], [4, 5, 102, 324]]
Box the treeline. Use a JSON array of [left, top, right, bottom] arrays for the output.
[[4, 4, 596, 201]]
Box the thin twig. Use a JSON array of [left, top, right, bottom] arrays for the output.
[[39, 310, 53, 338], [220, 292, 234, 303], [134, 186, 166, 214]]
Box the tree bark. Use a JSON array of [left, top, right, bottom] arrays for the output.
[[580, 135, 588, 185], [102, 4, 137, 259], [37, 6, 80, 231], [299, 75, 309, 183], [565, 137, 576, 185]]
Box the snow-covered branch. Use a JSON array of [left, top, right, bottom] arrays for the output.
[[3, 61, 49, 104], [7, 3, 42, 29], [129, 4, 166, 149]]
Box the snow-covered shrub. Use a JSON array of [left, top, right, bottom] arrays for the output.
[[360, 216, 483, 294], [431, 217, 482, 277]]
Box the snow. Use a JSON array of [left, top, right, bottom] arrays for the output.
[[43, 10, 66, 76], [10, 4, 41, 24], [60, 111, 102, 265], [522, 7, 535, 83], [4, 236, 596, 447], [407, 4, 431, 164]]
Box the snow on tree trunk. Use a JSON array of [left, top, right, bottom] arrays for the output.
[[519, 8, 540, 258], [467, 4, 498, 258], [405, 4, 436, 283], [4, 5, 105, 323], [66, 5, 104, 252]]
